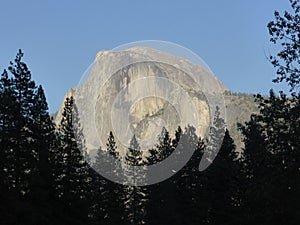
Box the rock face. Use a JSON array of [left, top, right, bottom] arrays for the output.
[[55, 47, 256, 156]]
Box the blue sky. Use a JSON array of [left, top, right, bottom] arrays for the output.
[[0, 0, 292, 112]]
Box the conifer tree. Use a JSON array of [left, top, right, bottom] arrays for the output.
[[29, 85, 58, 203], [156, 127, 172, 161], [172, 126, 183, 150], [91, 133, 125, 225], [144, 127, 174, 225], [106, 131, 118, 159], [54, 96, 90, 222], [123, 135, 147, 225], [90, 146, 109, 223], [4, 49, 37, 195], [172, 125, 202, 225], [0, 69, 17, 188], [238, 90, 300, 225], [202, 129, 240, 225], [91, 143, 122, 225], [125, 135, 143, 167]]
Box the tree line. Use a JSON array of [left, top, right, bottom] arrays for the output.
[[1, 1, 300, 224]]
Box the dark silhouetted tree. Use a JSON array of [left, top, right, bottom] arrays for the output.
[[6, 50, 37, 196], [202, 129, 240, 225], [0, 69, 18, 189], [123, 135, 147, 225], [268, 0, 300, 93], [54, 96, 90, 223], [29, 85, 58, 206]]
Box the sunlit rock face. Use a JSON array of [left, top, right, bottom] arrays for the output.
[[55, 47, 228, 154]]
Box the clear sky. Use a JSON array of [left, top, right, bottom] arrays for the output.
[[0, 0, 292, 113]]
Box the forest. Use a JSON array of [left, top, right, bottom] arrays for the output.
[[1, 1, 300, 225]]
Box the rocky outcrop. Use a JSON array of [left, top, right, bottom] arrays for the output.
[[54, 47, 257, 156]]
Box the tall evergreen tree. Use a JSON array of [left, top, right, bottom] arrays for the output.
[[173, 125, 203, 225], [2, 49, 38, 195], [172, 126, 183, 150], [90, 146, 109, 224], [123, 135, 147, 225], [156, 127, 172, 161], [238, 90, 300, 225], [0, 69, 17, 188], [54, 96, 90, 223], [28, 85, 58, 203], [106, 131, 118, 159], [236, 2, 300, 222], [125, 135, 143, 167], [90, 132, 125, 225], [144, 127, 175, 225], [1, 50, 88, 225], [202, 130, 240, 225]]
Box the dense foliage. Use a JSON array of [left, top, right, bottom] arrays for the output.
[[1, 1, 300, 224]]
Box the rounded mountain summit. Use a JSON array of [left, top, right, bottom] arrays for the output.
[[55, 46, 256, 155]]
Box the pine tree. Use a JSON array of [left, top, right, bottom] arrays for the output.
[[3, 49, 38, 195], [90, 133, 125, 225], [29, 85, 58, 203], [146, 127, 173, 168], [238, 90, 300, 225], [172, 125, 202, 225], [172, 126, 183, 150], [0, 69, 18, 188], [91, 144, 121, 225], [90, 146, 109, 223], [0, 51, 94, 225], [146, 126, 201, 225], [144, 127, 175, 225], [156, 127, 172, 161], [202, 129, 240, 225], [201, 106, 226, 170], [54, 96, 90, 223], [106, 131, 118, 159], [95, 131, 123, 181], [123, 135, 148, 225], [125, 135, 143, 167]]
